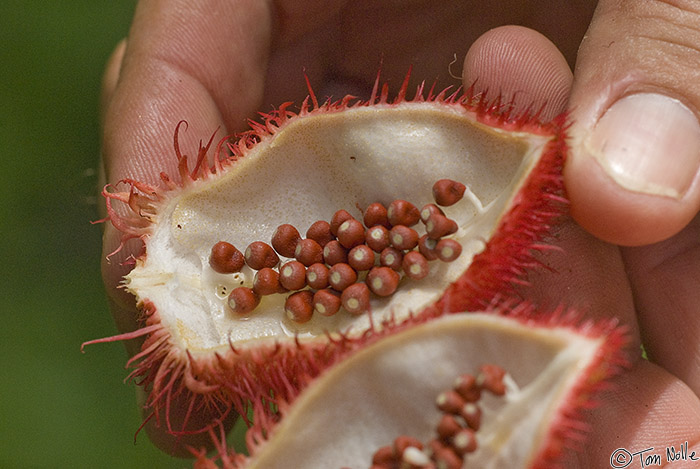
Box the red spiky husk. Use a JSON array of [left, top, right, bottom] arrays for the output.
[[191, 303, 628, 468], [85, 72, 569, 450]]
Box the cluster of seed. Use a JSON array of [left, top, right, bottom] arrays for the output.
[[209, 179, 467, 323], [370, 364, 507, 469]]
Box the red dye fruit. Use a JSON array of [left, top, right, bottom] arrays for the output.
[[86, 74, 624, 469], [209, 241, 245, 274]]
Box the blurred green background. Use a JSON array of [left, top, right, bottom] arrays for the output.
[[0, 1, 187, 467]]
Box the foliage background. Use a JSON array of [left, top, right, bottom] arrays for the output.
[[0, 1, 187, 467]]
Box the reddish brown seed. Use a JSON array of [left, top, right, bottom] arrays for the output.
[[425, 213, 458, 239], [379, 247, 403, 271], [430, 442, 463, 469], [270, 224, 301, 258], [244, 241, 279, 270], [402, 251, 429, 280], [294, 238, 324, 266], [330, 209, 354, 236], [279, 260, 307, 291], [305, 263, 329, 290], [322, 240, 348, 266], [387, 199, 420, 227], [420, 203, 444, 223], [284, 290, 314, 323], [365, 225, 391, 252], [348, 244, 376, 272], [341, 282, 370, 315], [435, 238, 462, 262], [436, 414, 462, 441], [253, 267, 284, 296], [312, 289, 341, 316], [460, 402, 482, 431], [389, 225, 419, 251], [418, 235, 439, 261], [209, 241, 245, 274], [227, 287, 260, 315], [436, 390, 466, 415], [306, 220, 334, 247], [393, 435, 424, 455], [454, 374, 481, 402], [363, 202, 391, 228], [433, 179, 466, 207], [371, 445, 396, 465], [328, 263, 358, 291], [401, 446, 431, 467], [366, 266, 400, 297], [336, 218, 365, 249], [452, 428, 478, 455], [477, 364, 507, 396]]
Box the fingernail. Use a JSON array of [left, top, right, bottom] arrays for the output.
[[584, 93, 700, 199]]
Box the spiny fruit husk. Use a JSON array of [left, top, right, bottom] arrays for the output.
[[198, 307, 627, 468], [85, 74, 568, 438]]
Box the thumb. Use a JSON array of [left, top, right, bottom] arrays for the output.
[[566, 0, 700, 246]]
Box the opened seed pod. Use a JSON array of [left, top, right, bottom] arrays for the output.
[[84, 75, 568, 438], [198, 308, 627, 468]]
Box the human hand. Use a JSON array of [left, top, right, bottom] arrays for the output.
[[99, 0, 700, 464]]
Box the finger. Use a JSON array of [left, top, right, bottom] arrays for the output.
[[99, 0, 274, 455], [566, 0, 700, 246], [101, 0, 273, 307], [100, 38, 126, 128], [462, 25, 573, 122], [622, 212, 700, 395], [515, 218, 640, 349], [566, 359, 700, 468]]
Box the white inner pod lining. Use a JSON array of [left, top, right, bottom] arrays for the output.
[[126, 103, 552, 352]]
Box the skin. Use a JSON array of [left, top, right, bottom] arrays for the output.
[[100, 0, 700, 464]]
